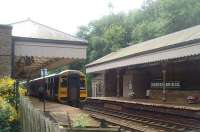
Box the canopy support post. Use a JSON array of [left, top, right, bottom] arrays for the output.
[[162, 63, 167, 102], [116, 69, 120, 97]]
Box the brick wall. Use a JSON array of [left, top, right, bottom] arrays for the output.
[[0, 25, 12, 77]]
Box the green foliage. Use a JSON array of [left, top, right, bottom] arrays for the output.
[[72, 114, 91, 128], [159, 0, 200, 33], [0, 97, 18, 132], [0, 100, 11, 132], [104, 24, 126, 51], [68, 60, 86, 73], [132, 19, 166, 43], [0, 97, 17, 121], [86, 74, 92, 97], [0, 77, 20, 132], [19, 85, 27, 96], [0, 77, 16, 105]]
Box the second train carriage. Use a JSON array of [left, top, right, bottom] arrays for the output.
[[28, 70, 87, 105]]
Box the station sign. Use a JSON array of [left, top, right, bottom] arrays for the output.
[[41, 68, 48, 77], [151, 81, 181, 89]]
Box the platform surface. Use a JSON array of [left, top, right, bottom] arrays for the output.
[[28, 97, 100, 127], [89, 97, 200, 111]]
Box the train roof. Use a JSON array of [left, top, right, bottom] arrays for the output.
[[58, 70, 84, 76], [30, 73, 57, 82], [29, 70, 84, 82]]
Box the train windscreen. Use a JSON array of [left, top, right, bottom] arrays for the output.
[[61, 77, 68, 88], [80, 79, 85, 89]]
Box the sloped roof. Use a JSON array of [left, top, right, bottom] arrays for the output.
[[87, 24, 200, 67], [10, 19, 87, 43]]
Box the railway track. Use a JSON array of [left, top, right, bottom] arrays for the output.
[[84, 106, 200, 132]]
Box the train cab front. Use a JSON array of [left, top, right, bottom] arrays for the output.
[[58, 73, 87, 106], [80, 77, 87, 101], [58, 76, 68, 104]]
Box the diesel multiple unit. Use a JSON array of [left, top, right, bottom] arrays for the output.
[[28, 70, 87, 106]]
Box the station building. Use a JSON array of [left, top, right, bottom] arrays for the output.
[[86, 25, 200, 103], [0, 19, 87, 79]]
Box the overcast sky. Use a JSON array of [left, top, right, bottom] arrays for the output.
[[0, 0, 144, 35]]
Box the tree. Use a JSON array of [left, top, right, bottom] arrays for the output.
[[77, 0, 200, 64]]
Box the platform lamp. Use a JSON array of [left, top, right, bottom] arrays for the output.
[[41, 68, 48, 112]]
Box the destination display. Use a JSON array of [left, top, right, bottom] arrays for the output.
[[151, 81, 181, 89]]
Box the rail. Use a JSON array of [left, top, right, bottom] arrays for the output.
[[83, 99, 200, 132]]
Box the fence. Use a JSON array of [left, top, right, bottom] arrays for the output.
[[19, 96, 121, 132], [19, 96, 61, 132]]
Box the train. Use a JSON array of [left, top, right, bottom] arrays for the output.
[[27, 70, 87, 106]]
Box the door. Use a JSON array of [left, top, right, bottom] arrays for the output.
[[68, 74, 80, 107], [123, 74, 133, 97]]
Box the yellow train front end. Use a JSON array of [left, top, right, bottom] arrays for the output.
[[57, 70, 87, 104], [80, 75, 87, 100]]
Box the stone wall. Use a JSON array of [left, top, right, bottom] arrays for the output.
[[0, 25, 12, 77]]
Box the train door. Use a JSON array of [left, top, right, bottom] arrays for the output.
[[68, 74, 80, 107]]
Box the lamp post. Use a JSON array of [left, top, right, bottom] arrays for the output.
[[41, 68, 48, 112]]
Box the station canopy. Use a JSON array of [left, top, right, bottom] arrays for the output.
[[11, 19, 87, 79], [86, 25, 200, 73]]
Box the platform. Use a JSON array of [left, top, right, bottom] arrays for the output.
[[85, 97, 200, 119], [28, 97, 100, 128]]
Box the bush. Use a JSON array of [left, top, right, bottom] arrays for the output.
[[0, 77, 20, 132], [72, 113, 91, 128], [0, 77, 16, 105], [19, 85, 27, 96], [0, 97, 18, 132]]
